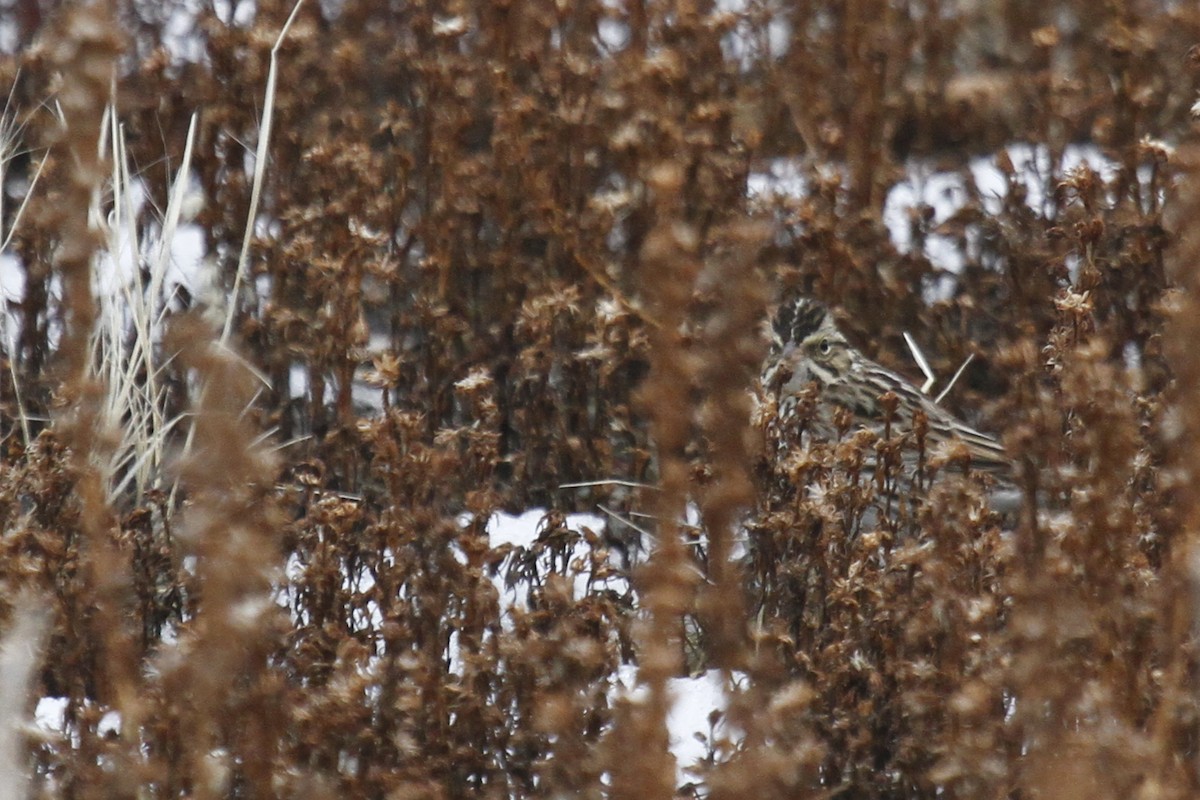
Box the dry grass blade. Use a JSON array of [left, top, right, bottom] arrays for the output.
[[221, 0, 306, 346]]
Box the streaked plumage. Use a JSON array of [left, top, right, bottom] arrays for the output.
[[762, 298, 1009, 477]]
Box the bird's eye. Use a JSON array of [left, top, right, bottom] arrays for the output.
[[818, 338, 832, 355]]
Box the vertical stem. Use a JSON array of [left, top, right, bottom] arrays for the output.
[[47, 0, 138, 764]]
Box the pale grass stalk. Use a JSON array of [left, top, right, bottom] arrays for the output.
[[934, 353, 975, 405], [0, 79, 47, 450], [1, 324, 27, 448], [0, 75, 14, 231], [0, 69, 44, 253], [96, 110, 153, 502], [93, 108, 199, 504], [902, 330, 975, 400], [559, 479, 656, 490], [166, 0, 304, 508], [0, 153, 44, 256], [902, 331, 936, 392], [222, 0, 307, 345]]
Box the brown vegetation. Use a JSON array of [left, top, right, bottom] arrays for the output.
[[1, 1, 1199, 797]]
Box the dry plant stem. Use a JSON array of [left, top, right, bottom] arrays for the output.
[[610, 160, 699, 800], [45, 0, 140, 754], [1154, 141, 1200, 793], [164, 314, 283, 800], [697, 226, 785, 800], [695, 221, 769, 669], [0, 594, 49, 796]]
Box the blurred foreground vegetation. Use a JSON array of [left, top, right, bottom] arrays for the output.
[[2, 1, 1200, 797]]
